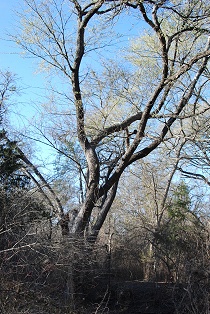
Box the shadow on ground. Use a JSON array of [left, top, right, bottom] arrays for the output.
[[85, 280, 183, 314]]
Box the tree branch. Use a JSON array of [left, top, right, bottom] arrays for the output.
[[91, 111, 143, 145], [178, 167, 210, 186], [3, 134, 64, 219]]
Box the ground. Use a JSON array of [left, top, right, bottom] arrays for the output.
[[84, 280, 184, 314]]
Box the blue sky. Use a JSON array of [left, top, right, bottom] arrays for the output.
[[0, 1, 140, 119], [0, 0, 43, 86], [0, 0, 145, 166], [0, 0, 55, 170], [0, 1, 144, 131], [0, 0, 46, 128]]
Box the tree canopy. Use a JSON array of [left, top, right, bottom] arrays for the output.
[[8, 0, 210, 239]]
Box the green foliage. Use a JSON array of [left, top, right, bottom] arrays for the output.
[[0, 138, 30, 189], [167, 181, 191, 220]]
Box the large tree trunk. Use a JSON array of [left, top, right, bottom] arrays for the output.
[[88, 181, 118, 243]]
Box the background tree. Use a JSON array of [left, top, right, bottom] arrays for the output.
[[108, 151, 209, 283]]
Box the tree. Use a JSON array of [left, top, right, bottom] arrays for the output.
[[0, 71, 50, 256], [14, 0, 210, 239], [0, 70, 24, 184], [177, 113, 210, 186], [107, 149, 208, 282]]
